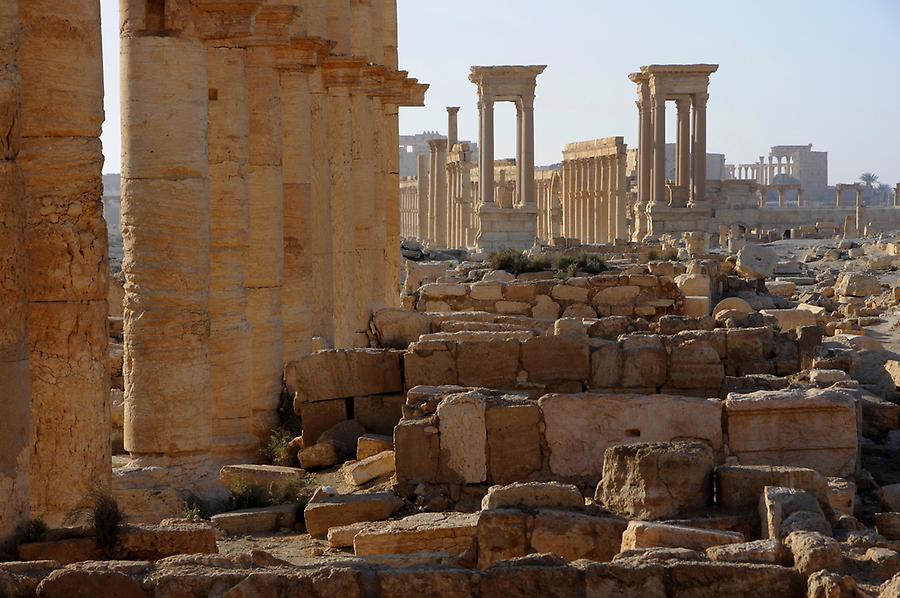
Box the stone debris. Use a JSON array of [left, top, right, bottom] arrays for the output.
[[620, 521, 744, 552], [353, 512, 479, 557], [481, 481, 584, 511], [343, 451, 396, 486], [303, 490, 404, 539]]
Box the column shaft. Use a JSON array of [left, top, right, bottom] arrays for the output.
[[480, 100, 494, 205], [309, 68, 334, 344], [416, 153, 429, 238], [615, 152, 627, 241], [691, 93, 708, 204], [676, 98, 690, 186], [652, 94, 666, 204], [522, 100, 536, 206]]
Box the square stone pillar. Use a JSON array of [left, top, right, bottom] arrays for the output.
[[428, 138, 448, 247], [447, 106, 459, 150], [521, 97, 536, 207]]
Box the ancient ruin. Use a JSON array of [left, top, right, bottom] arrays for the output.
[[3, 2, 900, 597]]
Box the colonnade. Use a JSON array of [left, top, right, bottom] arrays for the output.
[[728, 156, 796, 184], [835, 184, 864, 208], [0, 0, 427, 542], [399, 177, 420, 238], [560, 138, 628, 243], [535, 170, 562, 241], [446, 142, 475, 249], [758, 184, 803, 208]]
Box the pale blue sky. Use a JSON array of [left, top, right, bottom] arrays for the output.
[[100, 0, 899, 185]]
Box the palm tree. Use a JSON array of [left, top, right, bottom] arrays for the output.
[[876, 183, 892, 205], [859, 172, 879, 187]]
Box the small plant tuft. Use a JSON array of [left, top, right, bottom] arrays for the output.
[[228, 477, 272, 510], [87, 488, 124, 552], [259, 427, 296, 467]]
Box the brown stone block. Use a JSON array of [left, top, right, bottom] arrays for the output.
[[621, 335, 667, 388], [476, 509, 530, 569], [485, 403, 542, 484], [530, 511, 627, 563], [458, 339, 519, 388], [480, 560, 584, 597], [522, 336, 589, 383], [289, 349, 402, 404], [404, 347, 457, 389], [589, 340, 621, 388], [394, 419, 439, 484]]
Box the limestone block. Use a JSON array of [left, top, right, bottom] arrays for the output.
[[354, 394, 404, 436], [835, 272, 880, 298], [403, 346, 458, 389], [288, 349, 402, 403], [759, 486, 829, 540], [437, 394, 487, 484], [303, 491, 403, 539], [597, 441, 714, 519], [784, 531, 842, 577], [482, 482, 583, 511], [676, 273, 711, 298], [735, 245, 778, 279], [377, 568, 478, 596], [19, 137, 107, 300], [725, 327, 773, 365], [539, 393, 723, 480], [589, 340, 621, 388], [682, 296, 710, 318], [298, 399, 346, 446], [667, 338, 724, 390], [530, 511, 627, 563], [343, 451, 395, 486], [531, 295, 560, 319], [592, 285, 640, 308], [420, 282, 467, 299], [219, 465, 306, 496], [706, 539, 780, 564], [353, 512, 479, 556], [211, 504, 297, 535], [373, 308, 429, 349], [716, 465, 829, 512], [621, 335, 667, 388], [496, 300, 531, 315], [766, 280, 797, 298], [483, 269, 516, 283], [394, 419, 439, 484], [521, 335, 589, 384], [457, 338, 519, 388], [470, 282, 503, 301], [551, 284, 589, 303], [28, 301, 109, 523], [876, 513, 900, 540], [759, 309, 815, 331], [621, 521, 743, 552], [562, 304, 597, 318], [485, 402, 542, 484], [298, 441, 339, 470], [357, 434, 393, 461], [827, 478, 855, 517], [503, 283, 536, 302], [725, 387, 859, 477], [476, 509, 530, 569], [713, 297, 754, 318], [327, 521, 368, 548]]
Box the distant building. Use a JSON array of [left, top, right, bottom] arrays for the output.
[[399, 131, 478, 178]]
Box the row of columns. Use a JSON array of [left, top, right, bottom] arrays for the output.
[[1, 0, 110, 540], [399, 178, 419, 238], [446, 146, 475, 249], [535, 174, 562, 241], [560, 153, 627, 243], [119, 0, 424, 496], [759, 186, 804, 208]]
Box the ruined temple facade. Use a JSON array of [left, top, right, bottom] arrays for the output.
[[0, 0, 426, 545]]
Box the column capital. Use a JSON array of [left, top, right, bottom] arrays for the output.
[[675, 97, 690, 112], [447, 106, 460, 115], [322, 56, 367, 89], [275, 38, 336, 71], [692, 92, 709, 108]]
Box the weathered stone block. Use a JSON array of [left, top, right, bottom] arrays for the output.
[[539, 393, 723, 480], [288, 349, 402, 403], [211, 504, 297, 535], [725, 387, 859, 477], [522, 335, 589, 383], [437, 393, 487, 484], [373, 308, 429, 349], [621, 521, 743, 552], [485, 403, 542, 484], [716, 465, 829, 512], [457, 339, 519, 388], [303, 491, 402, 539], [394, 419, 439, 484], [357, 434, 393, 461], [403, 347, 458, 389], [589, 340, 621, 388], [354, 394, 404, 436], [530, 511, 627, 563], [476, 509, 530, 569], [343, 451, 395, 486], [596, 441, 714, 519], [298, 399, 346, 446], [621, 335, 666, 388], [482, 482, 583, 511], [353, 512, 479, 556]]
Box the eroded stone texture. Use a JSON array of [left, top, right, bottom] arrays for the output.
[[19, 0, 109, 524]]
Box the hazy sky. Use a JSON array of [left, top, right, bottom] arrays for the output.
[[100, 0, 899, 185]]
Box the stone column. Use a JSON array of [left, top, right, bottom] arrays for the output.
[[676, 98, 690, 186], [651, 93, 666, 205], [605, 156, 616, 243], [690, 92, 708, 204], [444, 106, 458, 152], [615, 151, 627, 241], [637, 83, 652, 211], [521, 96, 536, 206], [479, 96, 494, 205], [416, 153, 429, 238], [778, 188, 785, 208], [895, 184, 899, 208], [350, 82, 376, 341], [429, 139, 448, 247], [121, 1, 210, 468], [836, 186, 842, 207], [206, 42, 254, 460], [246, 44, 286, 435], [0, 0, 29, 545]]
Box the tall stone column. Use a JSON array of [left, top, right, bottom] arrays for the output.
[[0, 0, 30, 545], [895, 184, 899, 208], [651, 93, 666, 205], [522, 97, 536, 206], [416, 153, 429, 238], [19, 0, 108, 524], [309, 60, 335, 346], [121, 2, 210, 467], [604, 156, 615, 243], [690, 93, 708, 205], [206, 42, 254, 460], [479, 97, 494, 205], [615, 152, 627, 241], [515, 100, 523, 207], [246, 43, 285, 436], [836, 186, 842, 207], [350, 83, 376, 341], [431, 139, 448, 247], [447, 106, 459, 150], [676, 98, 690, 186]]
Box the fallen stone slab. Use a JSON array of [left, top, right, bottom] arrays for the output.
[[211, 504, 297, 535], [303, 491, 403, 539], [343, 451, 396, 486], [716, 465, 829, 513], [481, 482, 584, 511], [620, 521, 743, 552], [298, 441, 340, 470], [327, 522, 369, 548], [759, 486, 829, 541], [219, 464, 306, 495], [353, 512, 479, 557], [706, 539, 781, 564]]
